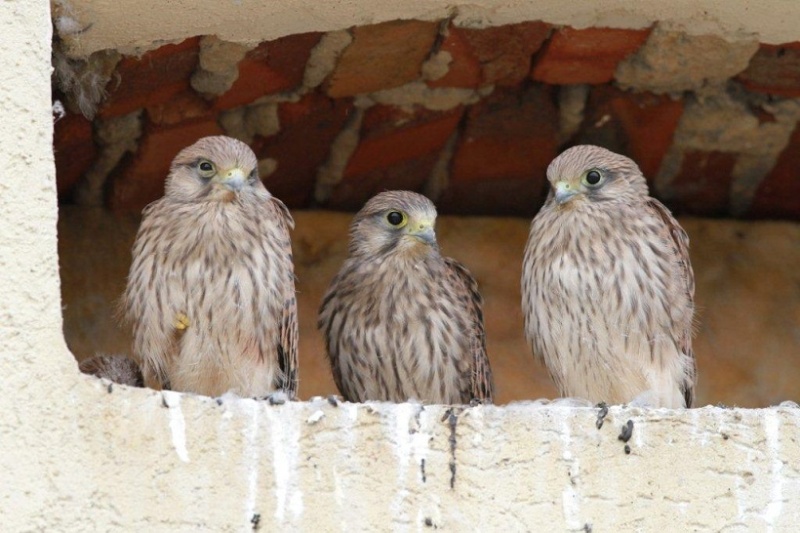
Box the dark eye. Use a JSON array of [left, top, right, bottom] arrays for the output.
[[198, 160, 216, 178], [248, 169, 258, 182], [585, 170, 602, 185], [386, 211, 406, 226]]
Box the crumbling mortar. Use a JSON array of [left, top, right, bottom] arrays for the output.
[[616, 24, 759, 97], [654, 87, 800, 213], [190, 35, 254, 98], [218, 103, 280, 145], [423, 128, 460, 202], [420, 18, 455, 83], [557, 84, 590, 144], [75, 110, 143, 206], [302, 30, 353, 93], [313, 106, 365, 204]]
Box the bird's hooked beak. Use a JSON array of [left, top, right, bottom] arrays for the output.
[[218, 168, 247, 192], [554, 180, 579, 205], [408, 219, 437, 245]]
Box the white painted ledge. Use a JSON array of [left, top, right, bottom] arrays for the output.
[[6, 377, 800, 531]]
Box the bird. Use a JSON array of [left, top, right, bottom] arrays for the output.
[[123, 135, 298, 399], [317, 190, 494, 404], [521, 145, 696, 408], [79, 354, 144, 387]]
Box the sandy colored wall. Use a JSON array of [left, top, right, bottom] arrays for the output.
[[1, 1, 799, 530], [56, 0, 800, 57]]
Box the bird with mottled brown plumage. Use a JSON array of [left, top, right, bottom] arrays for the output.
[[79, 354, 144, 387], [522, 145, 697, 408], [123, 136, 298, 398], [318, 191, 494, 404]]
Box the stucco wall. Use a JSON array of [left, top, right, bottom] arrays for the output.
[[56, 0, 800, 56], [2, 1, 799, 530]]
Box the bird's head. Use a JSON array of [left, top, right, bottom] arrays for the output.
[[164, 136, 265, 203], [545, 145, 649, 209], [349, 191, 439, 258]]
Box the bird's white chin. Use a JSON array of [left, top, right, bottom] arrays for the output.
[[208, 187, 239, 203], [396, 235, 435, 257]]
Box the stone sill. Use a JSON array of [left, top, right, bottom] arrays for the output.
[[46, 374, 800, 531], [57, 0, 800, 56]]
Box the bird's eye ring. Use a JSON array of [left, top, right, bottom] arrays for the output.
[[198, 160, 216, 178], [386, 211, 407, 227], [584, 169, 603, 186]]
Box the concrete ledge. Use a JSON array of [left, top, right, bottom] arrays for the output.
[[56, 0, 800, 57], [6, 375, 800, 531]]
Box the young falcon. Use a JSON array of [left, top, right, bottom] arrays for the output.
[[521, 145, 696, 408], [318, 191, 494, 404], [124, 136, 298, 398], [79, 354, 144, 387]]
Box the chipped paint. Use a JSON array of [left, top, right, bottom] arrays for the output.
[[162, 391, 190, 462], [244, 399, 261, 525], [763, 410, 783, 530], [560, 409, 583, 530], [265, 405, 304, 523]]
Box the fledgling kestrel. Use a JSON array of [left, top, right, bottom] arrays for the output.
[[521, 145, 696, 408], [318, 191, 494, 404], [123, 136, 298, 398], [79, 354, 144, 387]]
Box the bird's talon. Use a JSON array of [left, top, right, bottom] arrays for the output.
[[174, 312, 190, 330]]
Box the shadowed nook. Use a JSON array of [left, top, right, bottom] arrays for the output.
[[1, 0, 799, 530], [54, 5, 800, 407]]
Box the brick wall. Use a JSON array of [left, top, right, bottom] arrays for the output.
[[54, 20, 800, 219]]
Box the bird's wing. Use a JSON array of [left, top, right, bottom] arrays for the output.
[[647, 198, 697, 407], [271, 195, 295, 230], [444, 257, 495, 404], [278, 295, 299, 398], [123, 200, 177, 390], [272, 196, 299, 398], [317, 270, 358, 402]]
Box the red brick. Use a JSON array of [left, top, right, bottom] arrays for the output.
[[576, 86, 684, 180], [328, 155, 442, 211], [109, 118, 224, 212], [98, 37, 201, 119], [438, 21, 551, 88], [439, 177, 550, 217], [668, 151, 736, 216], [427, 25, 482, 88], [146, 90, 213, 126], [253, 92, 354, 208], [54, 112, 96, 200], [531, 26, 651, 84], [439, 85, 559, 216], [326, 20, 439, 97], [326, 105, 464, 210], [749, 124, 800, 218], [347, 105, 462, 175], [213, 32, 322, 110], [737, 42, 800, 98]]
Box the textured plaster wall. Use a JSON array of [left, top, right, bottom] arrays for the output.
[[2, 1, 799, 531], [56, 0, 800, 57]]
